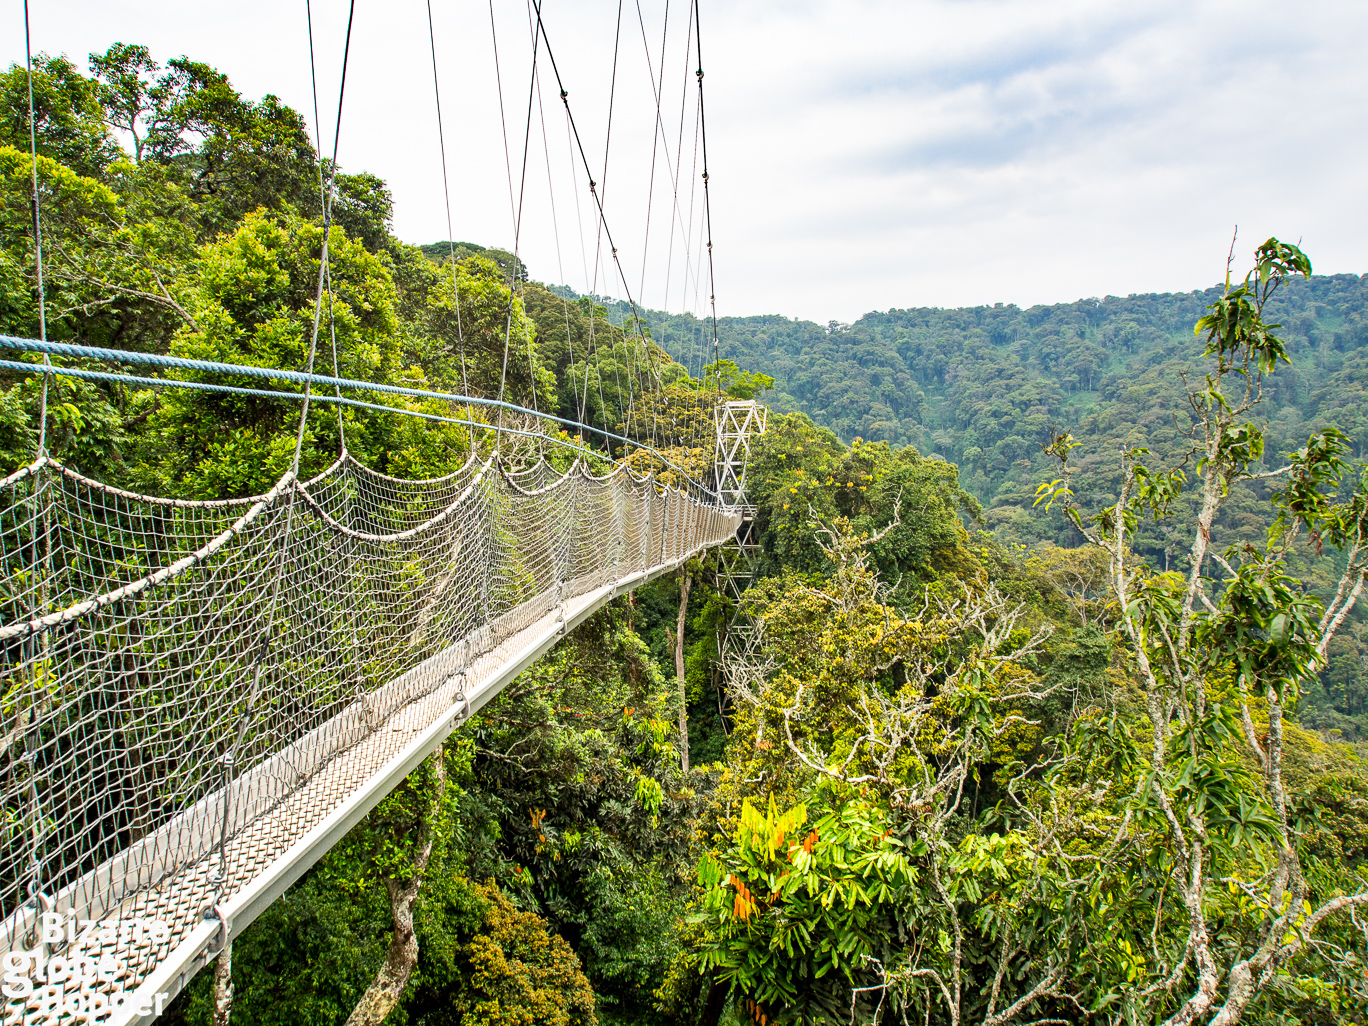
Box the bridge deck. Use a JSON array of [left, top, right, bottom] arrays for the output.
[[4, 547, 709, 1026]]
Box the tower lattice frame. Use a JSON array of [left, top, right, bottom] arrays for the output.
[[713, 400, 768, 686]]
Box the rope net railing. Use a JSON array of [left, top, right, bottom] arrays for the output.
[[0, 446, 739, 994]]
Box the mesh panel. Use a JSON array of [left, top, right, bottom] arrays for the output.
[[0, 451, 738, 1003]]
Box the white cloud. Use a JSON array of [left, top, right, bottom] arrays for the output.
[[6, 0, 1366, 323]]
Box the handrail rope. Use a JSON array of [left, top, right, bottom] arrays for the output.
[[292, 454, 497, 544], [0, 338, 717, 495], [0, 361, 677, 492], [2, 452, 276, 507], [338, 448, 479, 488], [0, 433, 718, 641], [0, 470, 295, 643]]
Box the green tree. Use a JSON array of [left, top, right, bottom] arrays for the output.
[[1034, 237, 1368, 1023], [703, 359, 773, 401], [461, 605, 707, 1024], [0, 54, 119, 177], [670, 239, 1368, 1025], [89, 43, 318, 234], [130, 208, 402, 495], [411, 878, 597, 1026]]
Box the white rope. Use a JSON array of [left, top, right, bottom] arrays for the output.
[[0, 439, 737, 960]]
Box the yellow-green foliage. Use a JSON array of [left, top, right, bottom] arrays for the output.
[[451, 881, 598, 1026]]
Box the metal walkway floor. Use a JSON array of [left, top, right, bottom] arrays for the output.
[[3, 543, 717, 1026]]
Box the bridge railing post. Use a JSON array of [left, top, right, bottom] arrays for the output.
[[610, 471, 626, 591], [639, 477, 651, 574]]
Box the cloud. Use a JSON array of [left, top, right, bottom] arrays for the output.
[[698, 0, 1368, 317], [5, 0, 1365, 323]]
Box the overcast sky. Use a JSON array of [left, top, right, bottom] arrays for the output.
[[7, 0, 1366, 323]]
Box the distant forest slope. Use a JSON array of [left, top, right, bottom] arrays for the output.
[[562, 274, 1368, 737], [574, 274, 1368, 531]]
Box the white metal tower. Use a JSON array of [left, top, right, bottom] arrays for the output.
[[714, 400, 768, 512], [713, 400, 768, 678]]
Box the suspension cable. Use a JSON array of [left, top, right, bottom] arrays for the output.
[[508, 2, 545, 457], [487, 0, 524, 442], [532, 53, 581, 424], [22, 0, 51, 457], [427, 0, 476, 449], [632, 0, 671, 451], [664, 51, 692, 463], [528, 0, 655, 385], [684, 82, 706, 461], [564, 106, 609, 437], [296, 0, 356, 476], [597, 0, 630, 445], [693, 0, 720, 382], [215, 0, 359, 886], [307, 0, 348, 452], [20, 0, 54, 907]]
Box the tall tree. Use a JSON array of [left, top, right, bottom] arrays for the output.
[[673, 567, 693, 773], [0, 53, 118, 176], [89, 44, 318, 234], [345, 752, 448, 1026]]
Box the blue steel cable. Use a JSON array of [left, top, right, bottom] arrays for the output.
[[0, 337, 715, 495]]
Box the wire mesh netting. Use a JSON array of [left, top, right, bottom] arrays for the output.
[[0, 449, 738, 989]]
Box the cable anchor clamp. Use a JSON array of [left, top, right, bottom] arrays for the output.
[[203, 904, 230, 957]]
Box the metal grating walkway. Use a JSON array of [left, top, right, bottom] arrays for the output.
[[1, 527, 732, 1026]]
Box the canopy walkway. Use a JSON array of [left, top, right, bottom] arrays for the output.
[[4, 0, 744, 1015], [0, 439, 743, 1024]]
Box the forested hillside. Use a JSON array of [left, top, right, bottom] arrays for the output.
[[6, 41, 1368, 1026], [575, 278, 1368, 739], [585, 276, 1368, 532]]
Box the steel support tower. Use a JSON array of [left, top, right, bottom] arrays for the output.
[[714, 400, 768, 660]]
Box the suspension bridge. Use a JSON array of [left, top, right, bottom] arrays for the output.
[[1, 0, 761, 1016], [0, 345, 763, 1025]]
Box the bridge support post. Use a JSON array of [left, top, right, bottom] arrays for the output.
[[712, 400, 768, 719]]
